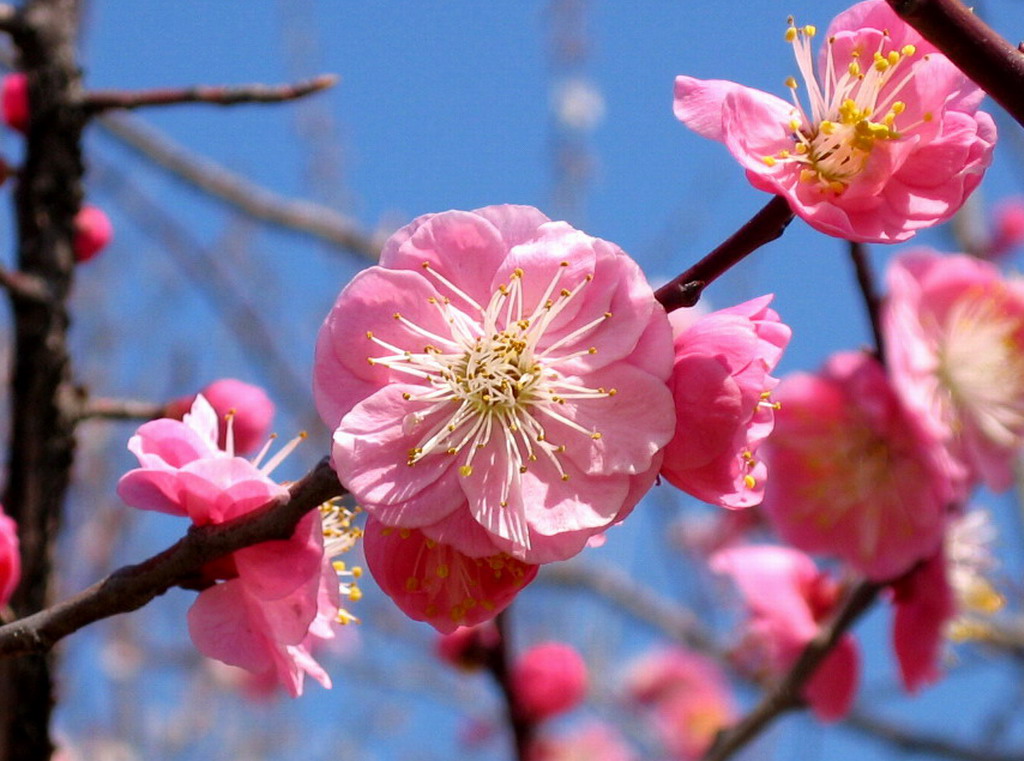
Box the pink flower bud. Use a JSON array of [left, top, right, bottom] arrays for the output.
[[72, 205, 113, 263], [166, 379, 275, 456], [2, 74, 28, 133], [511, 642, 588, 722], [436, 623, 499, 671], [988, 198, 1024, 259], [0, 512, 19, 608]]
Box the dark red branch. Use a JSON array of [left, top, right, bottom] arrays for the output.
[[849, 241, 887, 365], [488, 610, 536, 761], [0, 458, 343, 658], [82, 73, 338, 114], [655, 195, 794, 312], [886, 0, 1024, 129]]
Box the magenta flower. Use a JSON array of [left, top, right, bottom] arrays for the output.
[[363, 516, 538, 634], [763, 351, 955, 580], [1, 73, 27, 133], [660, 295, 790, 508], [884, 249, 1024, 491], [314, 205, 675, 563], [673, 0, 995, 243], [511, 642, 589, 722], [118, 395, 341, 696], [625, 647, 736, 759], [0, 510, 19, 608], [711, 545, 859, 721]]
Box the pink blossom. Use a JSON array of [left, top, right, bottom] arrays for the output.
[[118, 395, 338, 696], [625, 647, 736, 759], [673, 0, 995, 243], [890, 550, 954, 693], [763, 351, 954, 580], [711, 545, 859, 721], [167, 378, 275, 456], [363, 516, 538, 634], [884, 249, 1024, 491], [988, 198, 1024, 259], [72, 205, 113, 263], [661, 295, 790, 508], [511, 642, 588, 722], [1, 73, 27, 133], [529, 723, 637, 761], [0, 510, 20, 608], [315, 205, 675, 564]]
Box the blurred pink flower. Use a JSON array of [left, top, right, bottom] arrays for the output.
[[763, 351, 954, 580], [711, 545, 859, 721], [890, 550, 954, 693], [674, 0, 995, 243], [884, 249, 1024, 491], [661, 295, 790, 508], [167, 378, 275, 456], [1, 73, 27, 133], [0, 510, 19, 608], [511, 642, 588, 722], [529, 723, 637, 761], [988, 198, 1024, 259], [118, 395, 338, 696], [72, 205, 113, 263], [315, 205, 674, 564], [436, 622, 500, 671], [625, 647, 736, 759], [363, 516, 538, 634]]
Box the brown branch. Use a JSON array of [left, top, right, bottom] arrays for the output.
[[96, 112, 385, 260], [0, 265, 49, 303], [702, 579, 882, 761], [654, 195, 795, 312], [75, 396, 165, 422], [0, 457, 343, 658], [487, 610, 536, 761], [0, 5, 22, 36], [886, 0, 1024, 129], [81, 74, 338, 114], [845, 709, 1024, 761], [849, 241, 886, 365]]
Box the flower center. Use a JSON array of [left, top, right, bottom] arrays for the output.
[[366, 261, 615, 492], [760, 19, 932, 194]]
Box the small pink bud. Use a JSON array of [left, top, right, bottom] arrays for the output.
[[72, 205, 113, 263], [988, 198, 1024, 259], [436, 623, 499, 671], [0, 512, 19, 608], [167, 379, 274, 456], [511, 642, 588, 722], [1, 74, 28, 133]]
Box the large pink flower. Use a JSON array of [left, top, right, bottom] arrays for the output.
[[118, 396, 339, 696], [884, 249, 1024, 492], [763, 351, 955, 580], [363, 516, 538, 634], [711, 545, 859, 721], [661, 295, 790, 508], [674, 0, 995, 243], [315, 205, 675, 563]]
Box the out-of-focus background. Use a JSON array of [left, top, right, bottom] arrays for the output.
[[14, 1, 1024, 759]]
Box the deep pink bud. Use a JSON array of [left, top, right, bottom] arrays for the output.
[[0, 512, 20, 608], [72, 205, 113, 263], [988, 198, 1024, 259], [166, 379, 275, 456], [511, 642, 588, 722], [2, 74, 28, 133], [436, 623, 499, 670]]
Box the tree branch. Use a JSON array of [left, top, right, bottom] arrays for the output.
[[96, 112, 385, 260], [848, 241, 886, 365], [886, 0, 1024, 129], [654, 195, 795, 312], [0, 457, 343, 658], [82, 73, 338, 114], [702, 579, 882, 761], [75, 396, 165, 422], [487, 610, 535, 761], [845, 709, 1024, 761]]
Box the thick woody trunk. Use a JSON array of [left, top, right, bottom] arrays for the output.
[[0, 1, 83, 758]]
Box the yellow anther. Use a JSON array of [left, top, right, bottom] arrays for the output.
[[743, 474, 757, 489], [405, 577, 419, 591], [849, 61, 862, 77], [888, 50, 900, 65], [762, 156, 778, 167], [591, 432, 603, 440], [392, 312, 401, 320], [800, 168, 817, 183], [892, 101, 906, 114], [803, 25, 815, 36], [352, 566, 363, 578], [512, 267, 524, 278], [365, 330, 374, 339], [789, 118, 802, 132], [902, 44, 916, 56], [784, 76, 798, 89], [402, 392, 412, 400], [820, 120, 836, 135], [607, 388, 617, 396], [561, 474, 570, 481], [435, 564, 450, 579], [923, 112, 933, 122], [459, 465, 473, 477], [785, 26, 797, 42], [794, 143, 808, 155], [348, 587, 363, 602], [778, 149, 790, 158]]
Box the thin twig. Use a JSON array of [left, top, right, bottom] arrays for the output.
[[0, 4, 21, 36], [0, 265, 49, 303], [845, 709, 1024, 761], [654, 195, 795, 312], [96, 112, 384, 260], [848, 241, 886, 365], [0, 458, 343, 658], [886, 0, 1024, 129], [489, 610, 535, 761], [702, 580, 882, 761], [82, 74, 337, 114], [76, 396, 165, 422]]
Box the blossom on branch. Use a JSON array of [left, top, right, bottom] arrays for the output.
[[165, 377, 276, 456], [660, 295, 790, 509], [117, 395, 357, 696], [711, 544, 859, 721], [884, 249, 1024, 492], [511, 642, 589, 722], [762, 351, 955, 580], [673, 0, 995, 243], [314, 205, 675, 565]]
